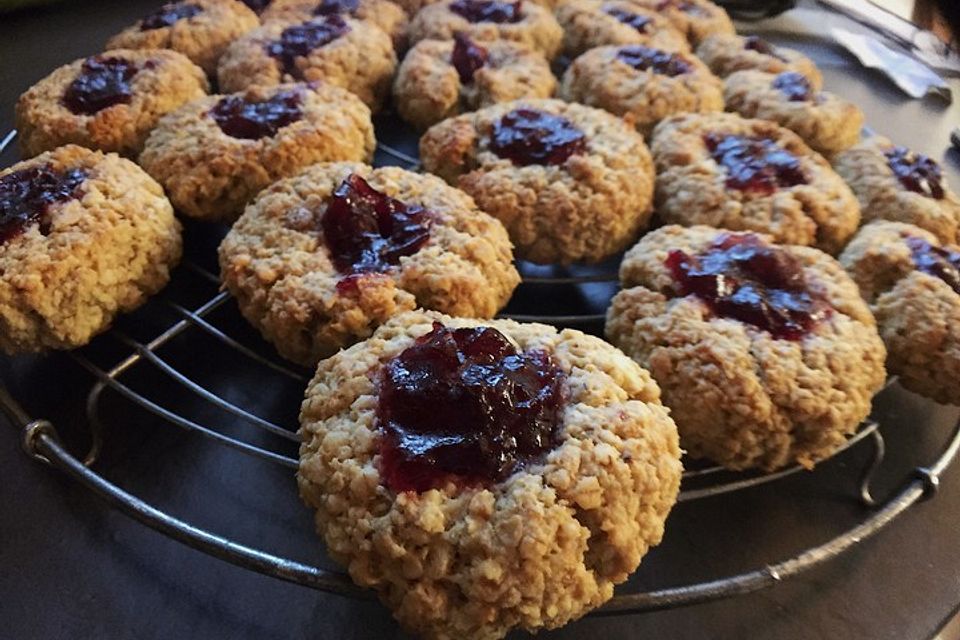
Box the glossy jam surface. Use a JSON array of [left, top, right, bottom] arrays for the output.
[[321, 174, 433, 274], [704, 133, 806, 195], [771, 71, 814, 102], [906, 236, 960, 294], [377, 322, 566, 492], [449, 0, 523, 23], [667, 233, 831, 339], [210, 88, 304, 139], [603, 6, 652, 32], [140, 3, 202, 30], [884, 146, 945, 200], [0, 165, 87, 243], [490, 108, 586, 166], [241, 0, 272, 12], [743, 35, 785, 61], [451, 32, 489, 83], [266, 15, 351, 78], [63, 57, 140, 116], [312, 0, 359, 14], [616, 45, 692, 76]]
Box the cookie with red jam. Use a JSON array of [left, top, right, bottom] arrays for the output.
[[16, 49, 208, 159], [139, 82, 374, 222], [840, 221, 960, 405], [298, 310, 682, 639], [219, 164, 519, 365], [555, 0, 690, 59], [0, 145, 181, 353], [696, 33, 823, 90], [259, 0, 409, 50], [650, 112, 860, 253], [408, 0, 564, 59], [106, 0, 259, 76], [560, 44, 722, 137], [217, 14, 397, 111], [607, 224, 886, 471], [723, 70, 863, 157], [394, 35, 555, 131], [630, 0, 734, 45], [833, 136, 960, 245], [420, 98, 655, 264]]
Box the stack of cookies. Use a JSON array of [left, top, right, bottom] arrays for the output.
[[5, 0, 960, 637]]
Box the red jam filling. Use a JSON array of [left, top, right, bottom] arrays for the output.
[[321, 173, 433, 274], [490, 108, 587, 166], [744, 35, 786, 62], [209, 88, 304, 139], [312, 0, 359, 14], [140, 3, 203, 30], [906, 236, 960, 294], [451, 32, 489, 83], [704, 133, 807, 195], [266, 15, 351, 78], [0, 165, 87, 243], [241, 0, 272, 13], [603, 6, 652, 32], [63, 56, 141, 116], [616, 45, 692, 76], [884, 146, 945, 200], [666, 233, 831, 339], [771, 71, 814, 102], [450, 0, 523, 23], [377, 322, 566, 492]]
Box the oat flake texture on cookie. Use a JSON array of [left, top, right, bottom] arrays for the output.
[[298, 310, 682, 640]]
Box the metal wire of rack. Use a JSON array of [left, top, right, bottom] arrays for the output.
[[3, 126, 960, 617]]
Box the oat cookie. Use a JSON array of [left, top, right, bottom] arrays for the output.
[[554, 0, 689, 59], [139, 82, 375, 222], [650, 112, 860, 253], [607, 225, 886, 471], [696, 33, 823, 89], [0, 145, 182, 353], [106, 0, 259, 76], [298, 309, 682, 639], [16, 49, 208, 159], [260, 0, 409, 50], [420, 98, 655, 264], [840, 221, 960, 405], [560, 44, 722, 137], [392, 0, 560, 14], [394, 35, 555, 131], [217, 14, 397, 111], [723, 70, 863, 157], [219, 164, 520, 365], [630, 0, 734, 45], [408, 0, 564, 60], [833, 136, 960, 245]]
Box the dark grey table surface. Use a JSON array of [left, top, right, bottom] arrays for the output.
[[3, 2, 960, 639]]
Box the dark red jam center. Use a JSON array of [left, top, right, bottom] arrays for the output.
[[312, 0, 359, 14], [0, 165, 87, 244], [667, 233, 831, 339], [62, 56, 140, 116], [451, 32, 489, 83], [140, 3, 203, 30], [603, 6, 652, 32], [744, 35, 786, 62], [906, 236, 960, 294], [377, 322, 566, 492], [884, 146, 945, 200], [450, 0, 523, 23], [704, 133, 807, 195], [209, 88, 304, 139], [616, 45, 692, 76], [490, 108, 587, 166], [771, 71, 814, 102], [241, 0, 272, 13], [321, 174, 433, 274], [266, 15, 351, 78]]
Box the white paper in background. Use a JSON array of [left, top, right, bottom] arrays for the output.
[[831, 27, 952, 100]]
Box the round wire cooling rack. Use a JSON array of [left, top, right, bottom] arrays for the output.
[[2, 125, 960, 618]]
